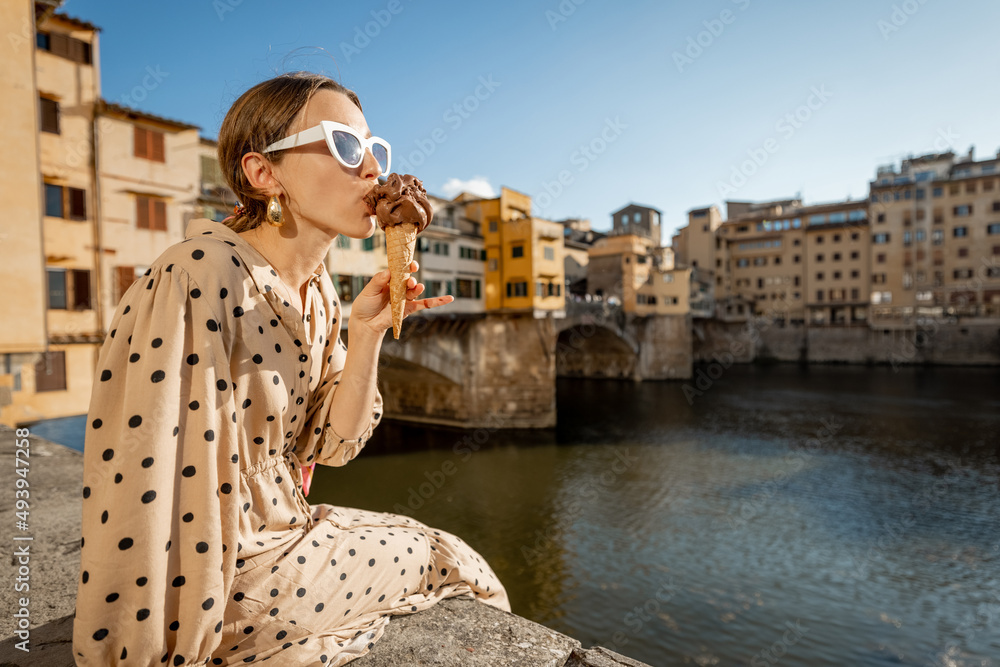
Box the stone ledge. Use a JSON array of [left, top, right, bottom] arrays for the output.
[[0, 426, 651, 667]]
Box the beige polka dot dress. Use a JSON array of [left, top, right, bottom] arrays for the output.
[[73, 219, 511, 666]]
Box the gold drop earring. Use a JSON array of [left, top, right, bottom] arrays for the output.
[[266, 194, 284, 227]]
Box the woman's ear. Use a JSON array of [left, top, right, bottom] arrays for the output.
[[241, 152, 280, 195]]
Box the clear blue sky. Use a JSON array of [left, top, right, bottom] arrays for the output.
[[68, 0, 1000, 242]]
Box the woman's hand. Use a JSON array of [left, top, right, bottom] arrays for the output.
[[348, 259, 455, 336]]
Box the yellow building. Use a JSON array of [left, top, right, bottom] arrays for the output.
[[96, 101, 201, 315], [461, 186, 565, 317], [1, 6, 101, 426], [716, 197, 870, 324], [587, 234, 690, 315], [868, 149, 1000, 324]]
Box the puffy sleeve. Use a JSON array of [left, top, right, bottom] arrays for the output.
[[73, 264, 241, 667], [292, 290, 383, 486]]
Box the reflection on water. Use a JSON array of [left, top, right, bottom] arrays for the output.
[[320, 365, 1000, 666], [34, 365, 1000, 665]]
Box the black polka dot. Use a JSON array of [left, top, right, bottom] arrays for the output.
[[192, 249, 204, 260], [196, 542, 209, 553], [141, 457, 154, 468], [172, 575, 185, 587], [182, 465, 196, 477], [151, 370, 165, 383], [118, 537, 133, 550], [141, 490, 156, 503], [136, 608, 150, 621], [102, 448, 114, 461], [100, 369, 112, 381], [128, 415, 142, 428]]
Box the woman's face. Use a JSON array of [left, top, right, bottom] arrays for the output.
[[270, 88, 383, 238]]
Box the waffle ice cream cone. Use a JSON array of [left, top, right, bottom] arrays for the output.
[[363, 174, 434, 340], [385, 221, 417, 339]]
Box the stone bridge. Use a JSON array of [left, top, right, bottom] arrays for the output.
[[352, 302, 692, 429]]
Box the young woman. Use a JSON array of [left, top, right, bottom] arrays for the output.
[[73, 72, 510, 666]]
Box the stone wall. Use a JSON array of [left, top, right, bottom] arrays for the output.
[[695, 318, 1000, 366]]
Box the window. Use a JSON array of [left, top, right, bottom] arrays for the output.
[[362, 237, 374, 251], [829, 213, 847, 223], [833, 253, 842, 261], [536, 281, 545, 297], [134, 126, 166, 162], [903, 231, 912, 246], [753, 257, 767, 266], [512, 245, 524, 258], [634, 212, 641, 222], [39, 96, 59, 134], [851, 270, 859, 278], [902, 272, 913, 289], [833, 271, 842, 280], [488, 258, 498, 271], [794, 276, 801, 286], [543, 246, 554, 261], [774, 256, 782, 265], [958, 247, 969, 258], [816, 272, 824, 281], [816, 290, 824, 301], [916, 188, 925, 200], [876, 213, 885, 223], [336, 235, 351, 249], [933, 187, 943, 198], [44, 183, 63, 217], [876, 253, 886, 263], [816, 254, 824, 262], [135, 196, 167, 230], [737, 258, 749, 268], [953, 268, 973, 279], [915, 230, 926, 242], [953, 205, 972, 217], [47, 268, 92, 310], [793, 255, 800, 263], [432, 242, 450, 256], [953, 227, 968, 238], [833, 234, 841, 243], [873, 233, 890, 244], [932, 229, 944, 245], [489, 220, 497, 233], [816, 236, 824, 244], [36, 31, 92, 64], [456, 279, 478, 299], [988, 224, 1000, 235], [850, 251, 859, 260], [848, 210, 866, 222], [417, 237, 430, 252], [966, 182, 977, 194], [506, 281, 528, 297], [851, 288, 860, 300]]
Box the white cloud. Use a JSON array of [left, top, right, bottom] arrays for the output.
[[440, 176, 496, 199]]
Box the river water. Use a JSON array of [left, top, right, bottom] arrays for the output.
[[326, 365, 1000, 666], [36, 365, 1000, 665]]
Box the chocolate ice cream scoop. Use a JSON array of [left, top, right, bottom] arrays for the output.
[[364, 173, 433, 233]]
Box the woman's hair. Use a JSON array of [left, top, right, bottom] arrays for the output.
[[217, 71, 363, 232]]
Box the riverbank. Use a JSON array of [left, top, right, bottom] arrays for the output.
[[694, 319, 1000, 366], [0, 426, 650, 667]]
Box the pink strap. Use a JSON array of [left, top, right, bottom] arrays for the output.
[[301, 462, 317, 497]]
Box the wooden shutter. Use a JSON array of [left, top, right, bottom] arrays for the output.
[[40, 97, 59, 134], [34, 351, 67, 392], [116, 266, 135, 301], [72, 270, 91, 310], [134, 126, 148, 159], [136, 196, 150, 229], [68, 188, 86, 220], [150, 131, 165, 162], [152, 199, 167, 230], [49, 33, 71, 59]]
